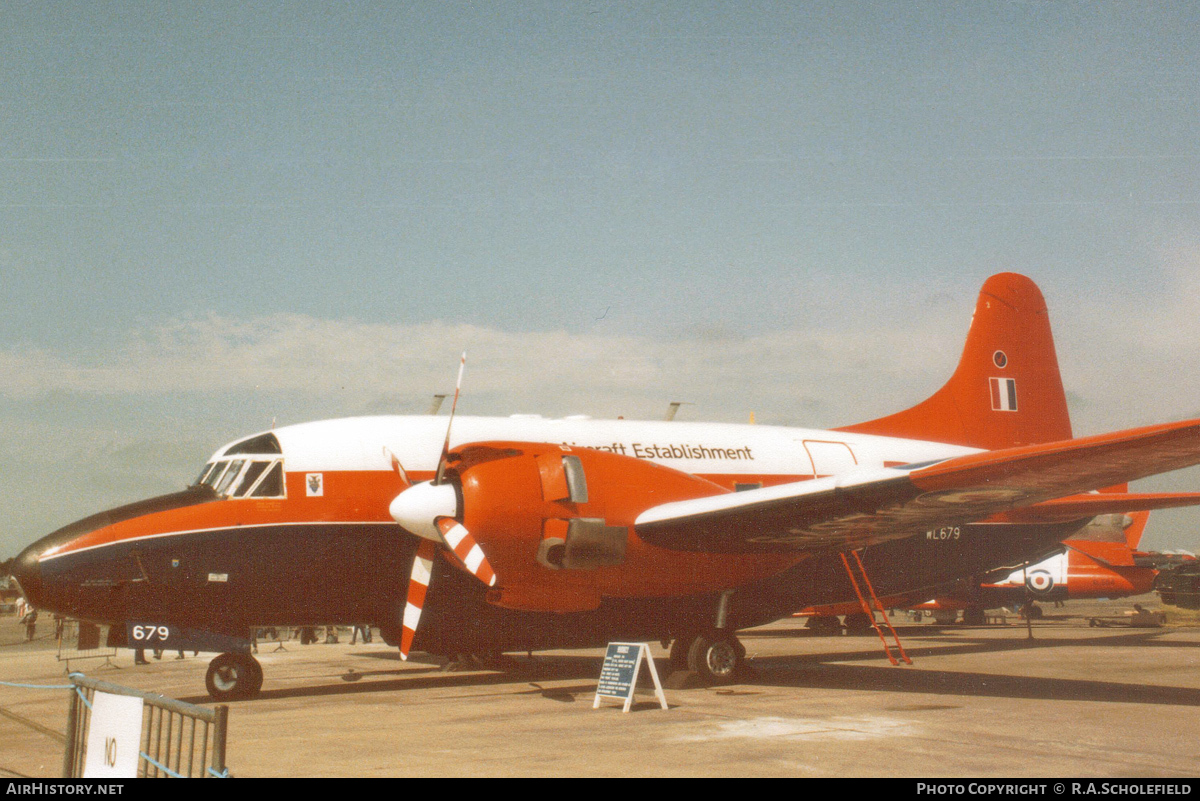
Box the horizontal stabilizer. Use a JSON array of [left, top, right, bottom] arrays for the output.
[[1065, 540, 1138, 568]]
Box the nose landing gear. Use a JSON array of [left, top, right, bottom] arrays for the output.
[[205, 653, 264, 701]]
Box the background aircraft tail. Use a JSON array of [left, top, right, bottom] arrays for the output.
[[838, 272, 1072, 450], [1123, 510, 1151, 550]]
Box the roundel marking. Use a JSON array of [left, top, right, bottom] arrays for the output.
[[993, 350, 1008, 369], [1025, 569, 1054, 595]]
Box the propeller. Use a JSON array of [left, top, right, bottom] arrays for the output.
[[388, 352, 497, 660]]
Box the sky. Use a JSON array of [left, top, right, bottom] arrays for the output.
[[2, 1, 1200, 557]]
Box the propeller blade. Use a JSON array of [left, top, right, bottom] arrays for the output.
[[436, 516, 497, 587], [435, 351, 466, 485], [399, 540, 437, 661], [383, 446, 411, 489]]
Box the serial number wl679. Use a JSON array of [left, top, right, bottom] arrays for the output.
[[925, 526, 961, 541]]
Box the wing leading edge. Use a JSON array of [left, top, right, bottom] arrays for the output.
[[635, 418, 1200, 554]]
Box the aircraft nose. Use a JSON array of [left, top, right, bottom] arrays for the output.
[[10, 541, 44, 608]]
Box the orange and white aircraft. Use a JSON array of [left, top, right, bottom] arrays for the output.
[[801, 509, 1160, 629], [14, 273, 1200, 700]]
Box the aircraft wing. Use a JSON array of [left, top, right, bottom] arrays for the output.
[[635, 418, 1200, 554], [1005, 492, 1200, 523]]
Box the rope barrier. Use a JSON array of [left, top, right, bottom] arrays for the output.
[[0, 680, 75, 690]]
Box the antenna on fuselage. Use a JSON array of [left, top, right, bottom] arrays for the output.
[[427, 394, 447, 415]]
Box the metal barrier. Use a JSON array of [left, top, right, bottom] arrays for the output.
[[62, 674, 229, 778], [57, 620, 119, 672]]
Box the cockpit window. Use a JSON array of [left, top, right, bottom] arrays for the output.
[[201, 461, 232, 489], [234, 461, 269, 495], [249, 461, 284, 497], [196, 455, 286, 498], [215, 460, 245, 495], [196, 462, 219, 486], [224, 433, 282, 455]]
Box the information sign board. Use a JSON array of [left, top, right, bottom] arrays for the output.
[[593, 642, 668, 713]]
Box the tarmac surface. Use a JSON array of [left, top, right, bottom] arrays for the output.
[[2, 595, 1199, 778]]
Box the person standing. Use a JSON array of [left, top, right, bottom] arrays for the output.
[[21, 608, 37, 641]]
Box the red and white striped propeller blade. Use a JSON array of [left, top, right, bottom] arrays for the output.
[[436, 516, 496, 587], [399, 540, 436, 662], [383, 446, 411, 489], [435, 351, 466, 485]]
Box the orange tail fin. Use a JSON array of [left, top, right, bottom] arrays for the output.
[[838, 273, 1072, 450], [1123, 510, 1151, 550]]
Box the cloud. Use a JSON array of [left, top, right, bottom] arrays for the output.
[[0, 312, 968, 427]]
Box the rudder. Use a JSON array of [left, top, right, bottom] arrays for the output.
[[838, 273, 1072, 450]]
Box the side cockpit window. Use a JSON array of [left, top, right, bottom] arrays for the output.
[[237, 461, 270, 494], [249, 462, 284, 497]]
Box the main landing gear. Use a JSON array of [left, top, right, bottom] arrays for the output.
[[205, 652, 264, 701], [670, 630, 746, 685]]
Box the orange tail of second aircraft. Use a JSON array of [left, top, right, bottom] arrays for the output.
[[839, 272, 1073, 450], [1123, 510, 1151, 550]]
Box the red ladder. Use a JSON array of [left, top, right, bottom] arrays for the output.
[[840, 550, 912, 666]]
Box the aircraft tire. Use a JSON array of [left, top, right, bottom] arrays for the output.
[[205, 653, 264, 701], [686, 631, 742, 685], [962, 607, 986, 626], [843, 612, 874, 634], [668, 638, 692, 673], [804, 616, 842, 636]]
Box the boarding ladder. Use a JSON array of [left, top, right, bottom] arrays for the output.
[[840, 550, 912, 666]]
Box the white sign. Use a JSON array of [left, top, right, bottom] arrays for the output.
[[83, 691, 144, 779]]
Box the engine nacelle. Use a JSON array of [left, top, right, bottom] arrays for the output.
[[444, 441, 799, 612]]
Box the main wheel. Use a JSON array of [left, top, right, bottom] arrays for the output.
[[668, 637, 692, 673], [961, 606, 986, 626], [686, 631, 743, 685], [205, 653, 264, 701], [843, 612, 875, 633], [804, 615, 842, 636]]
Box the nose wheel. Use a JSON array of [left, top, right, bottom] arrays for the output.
[[205, 653, 264, 701]]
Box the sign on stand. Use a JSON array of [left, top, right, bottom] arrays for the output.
[[82, 691, 144, 779], [593, 642, 668, 713]]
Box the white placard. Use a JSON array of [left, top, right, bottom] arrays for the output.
[[83, 691, 144, 779]]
